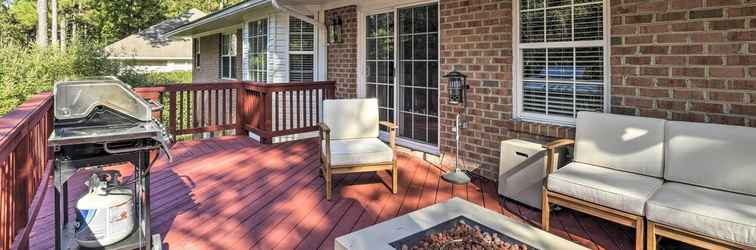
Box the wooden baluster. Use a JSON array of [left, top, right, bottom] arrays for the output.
[[296, 90, 301, 129], [222, 89, 228, 126], [178, 91, 184, 132], [288, 91, 293, 131], [192, 90, 198, 130], [215, 89, 220, 128], [316, 89, 321, 124], [168, 91, 177, 135]]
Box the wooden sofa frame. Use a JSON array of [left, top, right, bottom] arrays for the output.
[[540, 139, 645, 250], [319, 121, 398, 201], [647, 221, 754, 250]]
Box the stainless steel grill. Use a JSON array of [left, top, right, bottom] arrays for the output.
[[49, 77, 170, 250]]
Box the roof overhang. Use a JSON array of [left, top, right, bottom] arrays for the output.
[[165, 0, 343, 38], [165, 0, 272, 37]]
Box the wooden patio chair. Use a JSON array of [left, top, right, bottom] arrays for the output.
[[318, 98, 398, 200]]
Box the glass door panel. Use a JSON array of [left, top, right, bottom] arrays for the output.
[[397, 4, 439, 145], [366, 12, 395, 125]]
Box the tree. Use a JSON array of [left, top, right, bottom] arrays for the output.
[[36, 0, 47, 47], [51, 0, 57, 46]]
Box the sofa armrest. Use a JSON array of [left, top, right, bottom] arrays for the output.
[[543, 138, 574, 187], [543, 139, 575, 150], [380, 121, 397, 150]]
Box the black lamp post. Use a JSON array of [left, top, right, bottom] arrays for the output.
[[442, 70, 471, 185]]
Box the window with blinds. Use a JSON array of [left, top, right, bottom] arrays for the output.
[[248, 19, 268, 82], [289, 17, 314, 82], [220, 33, 237, 79], [517, 0, 606, 123]]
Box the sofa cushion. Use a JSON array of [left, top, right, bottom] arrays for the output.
[[665, 121, 756, 196], [324, 138, 394, 166], [323, 99, 380, 140], [574, 112, 666, 177], [646, 183, 756, 247], [547, 162, 663, 216]]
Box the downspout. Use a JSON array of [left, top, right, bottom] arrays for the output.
[[271, 0, 326, 30]]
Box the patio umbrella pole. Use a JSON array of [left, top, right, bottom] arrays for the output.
[[442, 114, 471, 184]]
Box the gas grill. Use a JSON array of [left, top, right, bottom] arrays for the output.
[[48, 77, 172, 250]]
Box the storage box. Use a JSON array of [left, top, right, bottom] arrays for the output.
[[498, 139, 560, 210]]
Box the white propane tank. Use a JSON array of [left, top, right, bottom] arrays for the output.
[[75, 171, 135, 248]]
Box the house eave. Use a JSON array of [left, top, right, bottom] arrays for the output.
[[165, 0, 271, 37]]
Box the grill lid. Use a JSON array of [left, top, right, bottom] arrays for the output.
[[53, 77, 152, 122]]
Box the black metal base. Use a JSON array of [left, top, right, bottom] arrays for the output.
[[54, 150, 155, 250]]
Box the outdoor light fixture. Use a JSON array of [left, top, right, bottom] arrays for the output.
[[328, 14, 344, 44], [445, 70, 468, 105], [442, 70, 472, 185]]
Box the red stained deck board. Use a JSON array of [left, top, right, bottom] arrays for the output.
[[27, 136, 642, 250]]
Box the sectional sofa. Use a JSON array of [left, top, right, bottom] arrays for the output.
[[540, 112, 756, 250]]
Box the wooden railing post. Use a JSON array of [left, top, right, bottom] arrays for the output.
[[261, 89, 274, 144], [236, 85, 246, 136]]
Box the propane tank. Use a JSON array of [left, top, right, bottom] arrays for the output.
[[75, 170, 135, 247]]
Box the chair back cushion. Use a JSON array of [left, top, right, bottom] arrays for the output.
[[574, 112, 666, 177], [665, 121, 756, 195], [323, 98, 380, 140]]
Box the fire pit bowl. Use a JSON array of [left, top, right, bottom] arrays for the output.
[[335, 198, 587, 250]]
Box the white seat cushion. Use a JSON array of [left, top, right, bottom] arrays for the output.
[[325, 138, 394, 166], [574, 112, 666, 177], [547, 162, 663, 216], [646, 183, 756, 247]]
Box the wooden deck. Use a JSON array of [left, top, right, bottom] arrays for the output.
[[27, 136, 658, 250]]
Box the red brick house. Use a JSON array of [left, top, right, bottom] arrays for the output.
[[166, 0, 756, 181]]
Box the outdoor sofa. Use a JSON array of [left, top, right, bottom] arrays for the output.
[[541, 111, 756, 250]]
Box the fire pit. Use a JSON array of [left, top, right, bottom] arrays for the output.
[[391, 216, 534, 250], [335, 198, 586, 250]]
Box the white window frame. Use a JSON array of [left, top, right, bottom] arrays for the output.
[[512, 0, 611, 126], [194, 38, 201, 69], [357, 0, 442, 155], [288, 16, 316, 82], [220, 32, 238, 80], [247, 17, 268, 82]]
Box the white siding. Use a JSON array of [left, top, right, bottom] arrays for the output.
[[268, 12, 289, 83], [242, 23, 250, 80]]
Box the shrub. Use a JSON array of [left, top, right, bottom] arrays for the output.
[[0, 39, 191, 115]]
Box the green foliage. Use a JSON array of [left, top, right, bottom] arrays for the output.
[[0, 39, 190, 115], [120, 71, 192, 88], [8, 0, 36, 30]]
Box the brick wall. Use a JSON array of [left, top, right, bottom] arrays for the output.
[[611, 1, 756, 126], [192, 29, 244, 82], [326, 6, 359, 98], [439, 0, 526, 179]]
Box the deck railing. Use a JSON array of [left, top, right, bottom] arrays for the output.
[[242, 81, 335, 143], [2, 80, 335, 249], [0, 93, 54, 250]]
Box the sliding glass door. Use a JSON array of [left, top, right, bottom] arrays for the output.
[[365, 3, 439, 147]]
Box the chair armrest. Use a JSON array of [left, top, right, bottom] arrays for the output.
[[379, 121, 398, 130], [318, 123, 332, 168], [318, 122, 331, 133], [380, 121, 397, 150], [543, 139, 575, 150]]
